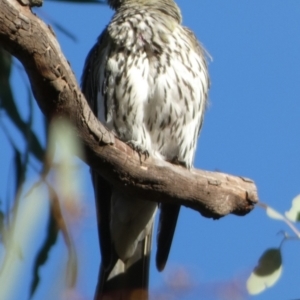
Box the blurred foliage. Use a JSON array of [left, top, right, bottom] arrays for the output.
[[0, 0, 94, 297], [29, 199, 60, 297], [246, 199, 300, 295], [247, 248, 282, 295], [0, 45, 49, 298]]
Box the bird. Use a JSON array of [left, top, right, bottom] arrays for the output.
[[81, 0, 210, 299]]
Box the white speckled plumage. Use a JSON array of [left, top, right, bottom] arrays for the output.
[[100, 4, 209, 168], [82, 0, 209, 295]]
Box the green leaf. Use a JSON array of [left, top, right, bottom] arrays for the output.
[[0, 58, 45, 162], [247, 248, 282, 295], [266, 206, 285, 221], [13, 148, 26, 194], [48, 118, 83, 198], [285, 194, 300, 222], [47, 119, 82, 289], [28, 130, 45, 162], [0, 48, 12, 82], [0, 184, 47, 300], [0, 206, 5, 242], [0, 52, 24, 131], [29, 205, 59, 298], [1, 89, 45, 163]]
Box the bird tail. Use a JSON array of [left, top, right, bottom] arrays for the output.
[[156, 204, 180, 271], [94, 226, 153, 300]]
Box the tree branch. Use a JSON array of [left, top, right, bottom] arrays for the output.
[[0, 0, 258, 219]]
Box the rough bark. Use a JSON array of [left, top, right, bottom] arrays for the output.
[[0, 0, 258, 219]]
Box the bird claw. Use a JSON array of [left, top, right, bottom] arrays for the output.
[[127, 140, 149, 161], [170, 156, 189, 168]]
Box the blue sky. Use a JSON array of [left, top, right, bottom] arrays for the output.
[[1, 1, 300, 299]]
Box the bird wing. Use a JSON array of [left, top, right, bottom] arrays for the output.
[[156, 27, 210, 272], [82, 29, 114, 273], [82, 30, 154, 300]]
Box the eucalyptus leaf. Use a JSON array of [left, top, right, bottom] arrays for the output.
[[285, 194, 300, 222], [247, 248, 282, 295], [30, 205, 59, 298], [266, 206, 285, 221]]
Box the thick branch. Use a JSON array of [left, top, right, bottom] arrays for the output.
[[0, 0, 258, 219]]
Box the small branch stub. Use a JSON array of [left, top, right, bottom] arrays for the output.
[[18, 0, 42, 7]]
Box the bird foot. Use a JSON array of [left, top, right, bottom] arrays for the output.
[[170, 156, 189, 169], [127, 140, 149, 161]]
